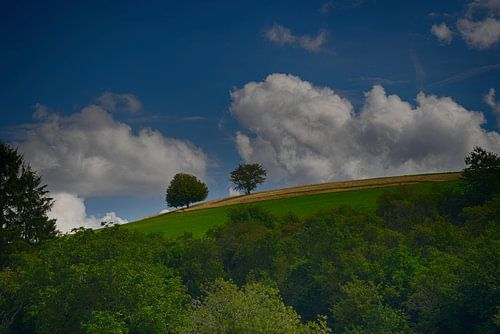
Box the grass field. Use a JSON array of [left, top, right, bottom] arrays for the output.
[[124, 174, 460, 238]]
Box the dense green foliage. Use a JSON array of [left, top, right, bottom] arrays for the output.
[[1, 148, 498, 333], [179, 279, 331, 334], [0, 141, 57, 268], [230, 163, 267, 194], [0, 227, 188, 333], [166, 173, 208, 208]]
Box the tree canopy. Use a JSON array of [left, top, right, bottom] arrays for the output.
[[230, 163, 267, 195], [166, 173, 208, 208], [180, 279, 330, 333]]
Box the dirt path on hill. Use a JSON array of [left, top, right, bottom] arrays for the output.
[[179, 172, 461, 213]]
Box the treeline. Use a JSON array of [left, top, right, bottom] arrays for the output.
[[1, 148, 499, 333]]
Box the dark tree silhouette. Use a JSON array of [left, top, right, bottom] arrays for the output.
[[462, 146, 500, 205], [165, 173, 208, 208], [230, 163, 267, 195], [1, 141, 57, 265]]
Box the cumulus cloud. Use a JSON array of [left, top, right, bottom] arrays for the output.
[[16, 95, 207, 232], [457, 17, 500, 48], [230, 73, 500, 184], [265, 24, 327, 52], [456, 0, 500, 49], [431, 23, 453, 44], [17, 104, 207, 197], [48, 192, 127, 233], [484, 88, 500, 124], [98, 91, 143, 113]]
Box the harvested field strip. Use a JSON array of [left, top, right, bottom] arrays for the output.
[[182, 172, 461, 212]]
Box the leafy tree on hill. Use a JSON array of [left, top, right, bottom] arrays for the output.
[[166, 173, 208, 208], [0, 141, 57, 266], [332, 279, 412, 334], [230, 163, 267, 195], [179, 279, 331, 334]]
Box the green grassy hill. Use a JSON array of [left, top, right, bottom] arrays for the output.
[[124, 173, 461, 238]]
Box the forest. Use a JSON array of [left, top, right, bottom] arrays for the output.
[[1, 147, 499, 333]]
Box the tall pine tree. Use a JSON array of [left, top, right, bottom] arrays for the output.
[[1, 141, 57, 265]]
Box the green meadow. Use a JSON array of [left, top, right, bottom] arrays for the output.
[[124, 180, 459, 237]]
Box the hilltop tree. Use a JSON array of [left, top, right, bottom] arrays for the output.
[[166, 173, 208, 208], [230, 163, 267, 195], [0, 141, 57, 265]]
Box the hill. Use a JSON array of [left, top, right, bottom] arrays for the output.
[[124, 172, 461, 237]]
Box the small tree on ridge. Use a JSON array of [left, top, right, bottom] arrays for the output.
[[230, 163, 267, 195], [165, 173, 208, 208]]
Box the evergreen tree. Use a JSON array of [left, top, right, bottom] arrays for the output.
[[462, 147, 500, 205], [1, 141, 57, 265]]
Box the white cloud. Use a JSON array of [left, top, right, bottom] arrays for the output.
[[18, 103, 207, 197], [457, 17, 500, 49], [230, 73, 500, 184], [229, 187, 242, 197], [48, 192, 127, 233], [455, 0, 500, 49], [265, 24, 327, 52], [431, 23, 453, 44], [98, 91, 143, 113], [485, 88, 500, 124], [18, 95, 207, 231]]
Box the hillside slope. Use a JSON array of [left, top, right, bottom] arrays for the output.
[[137, 172, 461, 225], [182, 172, 461, 212]]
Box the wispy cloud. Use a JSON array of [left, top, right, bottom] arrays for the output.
[[409, 50, 426, 90], [349, 76, 410, 86], [182, 116, 208, 121], [320, 0, 364, 15], [427, 64, 500, 88], [265, 24, 327, 52]]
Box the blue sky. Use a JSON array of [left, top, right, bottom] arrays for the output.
[[1, 0, 500, 231]]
